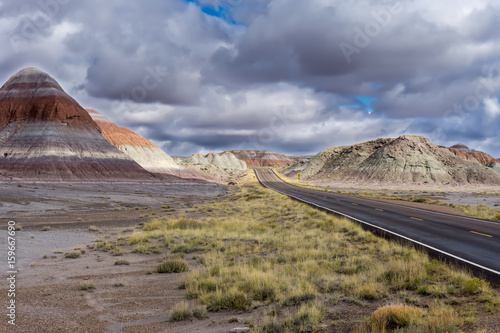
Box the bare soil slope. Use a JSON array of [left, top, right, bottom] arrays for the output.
[[87, 109, 201, 179]]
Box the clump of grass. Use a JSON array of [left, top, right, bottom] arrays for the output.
[[14, 224, 22, 231], [461, 278, 488, 296], [170, 303, 191, 321], [171, 217, 204, 229], [112, 247, 124, 256], [64, 251, 81, 259], [367, 304, 423, 331], [143, 220, 162, 231], [199, 287, 250, 311], [192, 304, 208, 319], [170, 302, 206, 322], [114, 259, 130, 265], [157, 259, 189, 273], [88, 225, 101, 232], [42, 226, 51, 231], [256, 303, 324, 333], [79, 280, 96, 291]]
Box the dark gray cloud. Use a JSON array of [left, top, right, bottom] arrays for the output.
[[0, 0, 499, 157]]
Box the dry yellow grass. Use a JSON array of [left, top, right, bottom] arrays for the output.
[[121, 172, 499, 332]]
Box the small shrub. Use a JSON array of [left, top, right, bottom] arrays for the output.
[[157, 259, 189, 273], [14, 225, 22, 231], [65, 251, 81, 259], [79, 280, 96, 291], [42, 226, 51, 231], [115, 259, 130, 265]]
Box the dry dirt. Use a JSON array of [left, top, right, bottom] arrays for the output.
[[0, 181, 261, 333]]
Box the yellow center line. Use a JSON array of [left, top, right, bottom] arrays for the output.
[[411, 217, 423, 221], [376, 209, 384, 212], [470, 231, 493, 238]]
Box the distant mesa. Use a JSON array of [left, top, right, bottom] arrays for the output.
[[0, 67, 154, 180], [86, 108, 200, 179], [285, 135, 500, 185], [226, 150, 295, 168]]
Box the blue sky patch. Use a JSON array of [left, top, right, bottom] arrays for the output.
[[184, 0, 237, 24], [355, 96, 377, 114]]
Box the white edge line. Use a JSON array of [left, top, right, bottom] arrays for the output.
[[269, 170, 500, 226], [256, 170, 500, 277]]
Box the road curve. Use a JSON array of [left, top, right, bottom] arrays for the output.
[[255, 168, 500, 279]]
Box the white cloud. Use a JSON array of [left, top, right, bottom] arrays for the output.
[[484, 98, 500, 118]]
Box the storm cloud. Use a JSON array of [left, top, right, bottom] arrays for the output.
[[0, 0, 499, 157]]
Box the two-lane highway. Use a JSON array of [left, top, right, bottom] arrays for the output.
[[255, 168, 500, 278]]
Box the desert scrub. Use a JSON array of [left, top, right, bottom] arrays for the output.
[[169, 302, 207, 321], [64, 251, 81, 259], [357, 302, 464, 333], [88, 225, 101, 232], [367, 304, 423, 331], [41, 226, 51, 231], [256, 303, 324, 333], [79, 280, 96, 291], [114, 259, 130, 265], [157, 259, 189, 273], [125, 175, 500, 331]]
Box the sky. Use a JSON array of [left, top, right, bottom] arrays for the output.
[[0, 0, 499, 157]]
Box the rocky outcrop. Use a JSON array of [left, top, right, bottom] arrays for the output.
[[0, 67, 156, 181], [86, 109, 199, 179], [226, 150, 295, 167], [285, 135, 500, 185], [179, 152, 247, 183], [182, 152, 247, 170]]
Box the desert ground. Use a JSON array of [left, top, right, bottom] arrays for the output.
[[1, 175, 500, 333]]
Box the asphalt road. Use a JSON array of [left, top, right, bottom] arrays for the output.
[[255, 168, 500, 278]]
